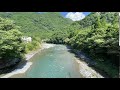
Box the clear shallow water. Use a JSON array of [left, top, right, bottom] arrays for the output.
[[12, 45, 81, 78]]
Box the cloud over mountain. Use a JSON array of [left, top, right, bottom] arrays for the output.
[[65, 12, 85, 21]]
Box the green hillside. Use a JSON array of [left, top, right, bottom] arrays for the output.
[[76, 12, 118, 28], [0, 12, 73, 39]]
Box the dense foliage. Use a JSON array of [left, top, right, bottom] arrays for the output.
[[47, 22, 81, 44], [67, 12, 119, 77], [0, 17, 25, 64], [24, 36, 41, 53], [0, 17, 41, 69]]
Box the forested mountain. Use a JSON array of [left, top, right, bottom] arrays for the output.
[[0, 12, 119, 78], [0, 12, 73, 39], [77, 12, 118, 28]]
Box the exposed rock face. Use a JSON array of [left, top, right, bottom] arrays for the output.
[[0, 58, 21, 69]]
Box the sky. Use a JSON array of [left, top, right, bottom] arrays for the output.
[[61, 12, 90, 17], [38, 12, 91, 21], [61, 12, 91, 21]]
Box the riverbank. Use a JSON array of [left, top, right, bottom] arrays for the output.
[[75, 58, 104, 78], [0, 43, 55, 78], [25, 43, 55, 61], [72, 49, 119, 78], [71, 49, 104, 78]]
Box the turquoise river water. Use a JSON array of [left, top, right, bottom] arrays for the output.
[[11, 45, 81, 78]]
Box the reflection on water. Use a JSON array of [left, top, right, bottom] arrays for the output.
[[12, 45, 81, 78]]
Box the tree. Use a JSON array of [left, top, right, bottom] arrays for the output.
[[94, 16, 102, 28], [0, 17, 25, 64]]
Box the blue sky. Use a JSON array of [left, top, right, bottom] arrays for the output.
[[61, 12, 91, 21], [38, 12, 91, 21], [60, 12, 91, 17]]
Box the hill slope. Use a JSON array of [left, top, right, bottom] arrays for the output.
[[76, 12, 118, 28], [0, 12, 73, 39]]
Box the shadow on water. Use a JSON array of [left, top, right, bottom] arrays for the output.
[[66, 45, 110, 78], [0, 60, 27, 75]]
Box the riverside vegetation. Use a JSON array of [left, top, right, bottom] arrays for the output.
[[0, 12, 119, 78]]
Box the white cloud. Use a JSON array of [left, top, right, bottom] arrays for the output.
[[65, 12, 85, 21]]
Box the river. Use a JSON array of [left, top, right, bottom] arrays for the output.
[[10, 44, 82, 78]]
